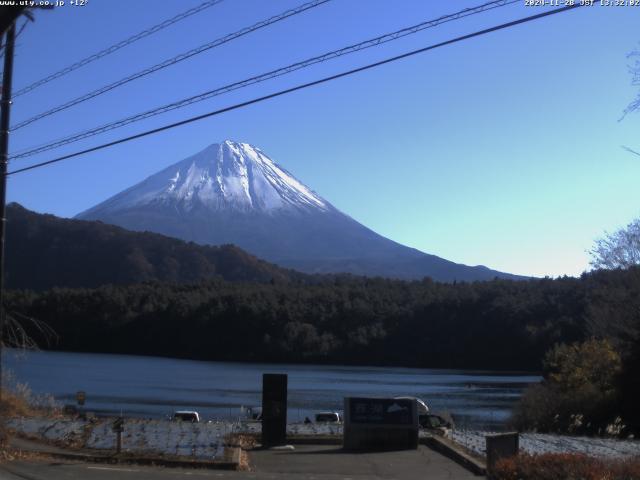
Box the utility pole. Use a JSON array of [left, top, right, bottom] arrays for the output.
[[0, 7, 26, 38], [0, 22, 16, 403]]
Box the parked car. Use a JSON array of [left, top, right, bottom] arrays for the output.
[[246, 406, 262, 421], [419, 413, 452, 429], [172, 410, 200, 422], [315, 411, 341, 423], [393, 396, 430, 415], [394, 396, 447, 429]]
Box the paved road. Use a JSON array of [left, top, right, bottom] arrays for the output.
[[0, 445, 480, 479], [250, 444, 479, 479]]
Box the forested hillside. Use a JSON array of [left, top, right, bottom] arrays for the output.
[[7, 267, 639, 371], [5, 203, 304, 289]]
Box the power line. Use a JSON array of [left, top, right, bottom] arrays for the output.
[[11, 0, 331, 131], [12, 0, 224, 99], [11, 0, 519, 160], [621, 145, 640, 158], [6, 3, 582, 177]]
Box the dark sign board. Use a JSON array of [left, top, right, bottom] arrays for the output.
[[344, 397, 419, 450], [261, 373, 287, 446], [348, 397, 415, 425]]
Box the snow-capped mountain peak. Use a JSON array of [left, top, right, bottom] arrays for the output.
[[76, 140, 522, 282], [79, 141, 329, 216]]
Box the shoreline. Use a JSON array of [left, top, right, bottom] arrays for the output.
[[2, 347, 542, 376]]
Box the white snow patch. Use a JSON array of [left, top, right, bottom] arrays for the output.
[[7, 417, 230, 460], [7, 416, 344, 459], [77, 140, 329, 217], [450, 430, 640, 459]]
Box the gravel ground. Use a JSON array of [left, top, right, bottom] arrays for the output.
[[450, 429, 640, 459]]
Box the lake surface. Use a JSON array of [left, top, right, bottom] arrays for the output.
[[3, 349, 540, 430]]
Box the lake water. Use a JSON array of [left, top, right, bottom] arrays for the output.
[[3, 349, 540, 430]]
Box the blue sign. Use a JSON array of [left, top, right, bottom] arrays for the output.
[[348, 397, 415, 425]]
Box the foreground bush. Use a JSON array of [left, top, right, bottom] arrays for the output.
[[0, 390, 40, 419], [512, 339, 626, 435], [0, 379, 60, 440], [493, 453, 640, 480], [1, 390, 35, 450], [1, 384, 60, 457]]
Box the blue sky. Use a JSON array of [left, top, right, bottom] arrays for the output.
[[5, 0, 640, 278]]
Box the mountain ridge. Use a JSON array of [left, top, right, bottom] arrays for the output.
[[76, 140, 525, 282], [5, 202, 305, 290]]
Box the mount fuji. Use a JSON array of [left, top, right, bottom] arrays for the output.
[[76, 140, 521, 281]]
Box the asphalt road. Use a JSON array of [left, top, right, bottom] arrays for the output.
[[0, 445, 480, 480]]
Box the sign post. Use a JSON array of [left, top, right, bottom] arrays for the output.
[[261, 373, 287, 447], [486, 432, 519, 473], [112, 417, 124, 454]]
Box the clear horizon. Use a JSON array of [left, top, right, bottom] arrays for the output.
[[5, 0, 640, 278]]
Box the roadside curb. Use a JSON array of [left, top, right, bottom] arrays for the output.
[[8, 441, 242, 470], [422, 435, 486, 476], [235, 433, 343, 446], [287, 435, 342, 445]]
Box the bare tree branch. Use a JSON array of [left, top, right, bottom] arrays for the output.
[[1, 304, 58, 350], [622, 44, 640, 118], [590, 218, 640, 270]]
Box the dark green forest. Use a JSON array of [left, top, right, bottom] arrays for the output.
[[5, 203, 305, 289], [6, 267, 639, 372]]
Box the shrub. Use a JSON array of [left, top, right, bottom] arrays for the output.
[[493, 453, 640, 480], [511, 339, 624, 434], [0, 389, 40, 419], [0, 384, 61, 457], [544, 339, 621, 394], [1, 389, 35, 451], [1, 369, 60, 418]]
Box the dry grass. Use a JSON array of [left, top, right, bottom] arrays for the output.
[[1, 390, 41, 419], [0, 447, 54, 463], [1, 389, 40, 453], [0, 375, 61, 419], [224, 433, 257, 471], [238, 449, 251, 471], [1, 378, 62, 462], [493, 453, 640, 480], [225, 433, 258, 450]]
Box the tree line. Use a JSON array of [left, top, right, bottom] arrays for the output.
[[6, 267, 638, 373]]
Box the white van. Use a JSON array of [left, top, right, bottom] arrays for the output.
[[173, 410, 200, 423], [315, 412, 341, 423]]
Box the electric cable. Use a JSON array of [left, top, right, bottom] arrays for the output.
[[6, 3, 583, 177], [10, 0, 518, 160], [12, 0, 225, 98], [10, 0, 331, 130]]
